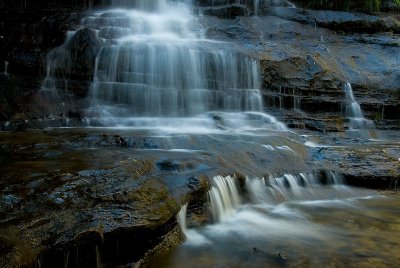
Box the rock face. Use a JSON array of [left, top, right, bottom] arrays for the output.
[[0, 6, 82, 127], [270, 7, 400, 33], [201, 4, 251, 18], [45, 28, 101, 97], [1, 1, 399, 131], [1, 2, 400, 266], [0, 131, 191, 267], [60, 28, 101, 82], [0, 128, 313, 267]]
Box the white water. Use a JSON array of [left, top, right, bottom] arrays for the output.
[[40, 31, 77, 97], [40, 0, 291, 132], [254, 0, 260, 15], [208, 175, 241, 222], [3, 61, 8, 75], [344, 82, 374, 130], [207, 172, 348, 220], [177, 203, 188, 233], [86, 0, 265, 126], [177, 203, 211, 246], [177, 173, 378, 251]]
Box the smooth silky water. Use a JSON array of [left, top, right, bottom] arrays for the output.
[[84, 0, 264, 130], [147, 175, 400, 268], [38, 1, 400, 267]]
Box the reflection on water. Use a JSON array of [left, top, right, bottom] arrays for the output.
[[147, 176, 400, 267]]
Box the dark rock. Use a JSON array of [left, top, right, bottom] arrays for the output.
[[312, 145, 400, 189], [270, 7, 400, 33], [278, 251, 288, 260], [49, 28, 101, 88], [157, 160, 181, 171], [202, 4, 250, 19], [0, 7, 83, 123]]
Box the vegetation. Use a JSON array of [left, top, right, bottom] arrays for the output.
[[295, 0, 400, 13]]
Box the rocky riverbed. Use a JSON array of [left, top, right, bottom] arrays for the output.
[[1, 1, 400, 267], [1, 127, 399, 267]]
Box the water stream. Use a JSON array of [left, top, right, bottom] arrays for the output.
[[3, 61, 8, 75], [344, 82, 375, 130], [151, 175, 400, 268], [43, 0, 267, 131], [36, 1, 400, 267]]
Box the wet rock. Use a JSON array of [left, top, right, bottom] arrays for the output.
[[202, 4, 250, 19], [270, 7, 400, 33], [0, 129, 207, 267], [0, 170, 181, 267], [62, 28, 100, 81], [0, 7, 82, 123], [278, 251, 288, 260], [313, 144, 400, 189], [1, 194, 20, 209], [157, 160, 181, 171]]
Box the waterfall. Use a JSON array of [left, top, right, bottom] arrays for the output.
[[177, 203, 188, 235], [3, 61, 8, 75], [40, 31, 78, 97], [87, 0, 263, 124], [208, 175, 241, 222], [343, 82, 374, 130], [254, 0, 260, 15], [208, 172, 348, 223], [177, 203, 211, 245], [39, 0, 290, 131]]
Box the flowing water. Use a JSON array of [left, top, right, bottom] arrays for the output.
[[82, 0, 263, 130], [344, 82, 375, 130], [36, 1, 400, 267], [148, 175, 400, 268], [3, 61, 8, 75]]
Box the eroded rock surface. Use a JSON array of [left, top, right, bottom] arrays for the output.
[[0, 127, 317, 267], [1, 2, 400, 267]]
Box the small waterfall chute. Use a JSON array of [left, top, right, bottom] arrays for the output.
[[208, 175, 241, 222], [177, 203, 210, 245], [177, 203, 188, 235], [343, 82, 375, 130], [208, 172, 349, 223]]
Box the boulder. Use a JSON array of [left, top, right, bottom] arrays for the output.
[[52, 28, 101, 83], [201, 4, 251, 18]]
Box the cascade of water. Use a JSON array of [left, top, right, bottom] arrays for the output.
[[248, 172, 347, 205], [177, 202, 211, 245], [96, 245, 101, 267], [287, 1, 296, 8], [40, 31, 77, 97], [64, 252, 69, 268], [78, 0, 269, 129], [177, 203, 188, 234], [40, 0, 290, 131], [254, 0, 260, 15], [3, 61, 8, 75], [343, 83, 374, 129], [208, 175, 241, 222], [87, 1, 262, 122], [208, 172, 347, 223]]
